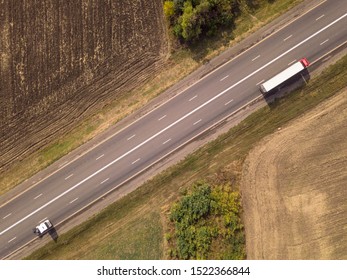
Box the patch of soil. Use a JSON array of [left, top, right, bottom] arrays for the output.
[[241, 90, 347, 259]]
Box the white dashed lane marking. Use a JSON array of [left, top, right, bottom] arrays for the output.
[[256, 80, 264, 86], [96, 154, 104, 160], [288, 59, 296, 66], [69, 198, 79, 204], [193, 119, 202, 126], [65, 174, 73, 180], [316, 14, 325, 21], [162, 139, 171, 145], [34, 193, 43, 200], [320, 39, 329, 45], [3, 213, 12, 220], [220, 75, 229, 81], [8, 237, 16, 243], [189, 95, 198, 102], [225, 99, 234, 106], [100, 178, 109, 185], [38, 217, 47, 223], [283, 35, 292, 41]]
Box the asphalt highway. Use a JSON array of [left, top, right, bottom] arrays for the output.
[[1, 0, 347, 259]]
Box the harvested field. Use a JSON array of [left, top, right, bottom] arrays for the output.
[[241, 89, 347, 259], [0, 0, 167, 172]]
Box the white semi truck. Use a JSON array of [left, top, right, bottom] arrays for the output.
[[259, 58, 310, 93]]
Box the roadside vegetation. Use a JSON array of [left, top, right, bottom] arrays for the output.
[[26, 54, 347, 259], [164, 0, 244, 43], [164, 0, 270, 43], [167, 182, 244, 259], [0, 0, 303, 196]]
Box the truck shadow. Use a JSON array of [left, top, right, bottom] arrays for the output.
[[263, 69, 311, 106], [48, 228, 59, 242]]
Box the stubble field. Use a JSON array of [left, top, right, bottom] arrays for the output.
[[241, 89, 347, 259], [0, 0, 167, 173]]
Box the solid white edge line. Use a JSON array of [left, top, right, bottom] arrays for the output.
[[1, 11, 346, 237], [58, 161, 68, 168], [322, 55, 332, 62]]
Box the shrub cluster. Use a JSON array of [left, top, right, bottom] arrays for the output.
[[163, 0, 263, 43], [168, 181, 245, 259]]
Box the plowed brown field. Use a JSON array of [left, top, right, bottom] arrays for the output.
[[241, 90, 347, 259], [0, 0, 167, 172]]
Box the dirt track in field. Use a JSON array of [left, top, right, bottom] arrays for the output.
[[241, 89, 347, 259]]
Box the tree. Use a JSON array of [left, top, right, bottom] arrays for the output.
[[163, 1, 175, 20], [165, 0, 246, 43], [180, 2, 201, 41]]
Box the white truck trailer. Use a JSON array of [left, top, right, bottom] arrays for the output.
[[259, 58, 310, 93]]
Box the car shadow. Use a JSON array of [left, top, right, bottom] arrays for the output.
[[48, 227, 59, 242]]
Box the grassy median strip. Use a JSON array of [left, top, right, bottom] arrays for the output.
[[26, 54, 347, 259], [0, 0, 303, 196]]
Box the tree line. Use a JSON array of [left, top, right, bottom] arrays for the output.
[[164, 0, 272, 43]]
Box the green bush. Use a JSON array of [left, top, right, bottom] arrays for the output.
[[168, 182, 245, 259], [163, 0, 268, 43], [163, 1, 175, 19]]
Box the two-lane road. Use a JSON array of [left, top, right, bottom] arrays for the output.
[[1, 0, 347, 259]]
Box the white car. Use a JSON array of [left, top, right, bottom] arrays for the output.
[[33, 219, 53, 237]]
